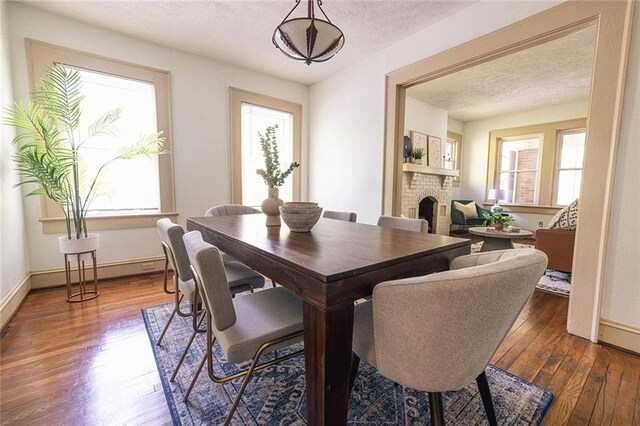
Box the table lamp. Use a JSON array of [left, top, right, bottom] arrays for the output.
[[488, 188, 504, 212]]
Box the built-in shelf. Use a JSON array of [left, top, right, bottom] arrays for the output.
[[402, 163, 460, 177]]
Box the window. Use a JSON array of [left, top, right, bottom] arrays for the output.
[[229, 88, 301, 204], [496, 135, 541, 204], [486, 118, 587, 213], [445, 131, 463, 186], [241, 104, 294, 207], [26, 39, 175, 233], [70, 67, 160, 214], [555, 129, 586, 206]]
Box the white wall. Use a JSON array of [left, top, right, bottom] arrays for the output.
[[309, 1, 562, 224], [601, 4, 640, 328], [0, 1, 30, 302], [404, 96, 448, 143], [459, 100, 588, 230], [7, 2, 309, 271]]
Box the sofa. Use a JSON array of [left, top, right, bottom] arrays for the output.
[[450, 200, 491, 232]]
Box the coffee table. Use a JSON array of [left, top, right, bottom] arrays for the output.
[[468, 227, 533, 252]]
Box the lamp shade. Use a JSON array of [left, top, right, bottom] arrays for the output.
[[488, 188, 504, 201], [273, 0, 345, 65]]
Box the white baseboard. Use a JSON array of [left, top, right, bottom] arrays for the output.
[[0, 274, 32, 331], [30, 256, 166, 289], [599, 318, 640, 354]]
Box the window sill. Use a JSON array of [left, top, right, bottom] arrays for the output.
[[481, 203, 561, 215], [40, 212, 179, 234]]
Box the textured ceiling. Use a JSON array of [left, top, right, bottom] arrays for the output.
[[407, 26, 596, 122], [19, 0, 477, 85]]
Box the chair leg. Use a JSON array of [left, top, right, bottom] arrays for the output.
[[183, 351, 207, 403], [223, 350, 263, 426], [156, 306, 178, 346], [476, 371, 498, 426], [428, 392, 445, 426], [349, 353, 360, 397], [172, 311, 207, 381]]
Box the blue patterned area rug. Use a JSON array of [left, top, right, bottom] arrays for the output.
[[142, 303, 552, 425]]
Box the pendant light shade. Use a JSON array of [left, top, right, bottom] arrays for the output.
[[273, 0, 345, 65]]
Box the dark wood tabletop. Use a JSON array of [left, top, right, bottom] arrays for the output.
[[187, 214, 471, 425]]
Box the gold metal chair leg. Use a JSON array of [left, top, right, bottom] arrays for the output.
[[223, 353, 263, 426], [157, 307, 178, 346], [183, 351, 207, 402], [171, 312, 206, 382]]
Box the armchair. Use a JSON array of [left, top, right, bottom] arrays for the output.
[[450, 200, 491, 232]]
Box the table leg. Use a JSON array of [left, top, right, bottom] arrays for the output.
[[480, 237, 515, 252], [303, 302, 354, 425]]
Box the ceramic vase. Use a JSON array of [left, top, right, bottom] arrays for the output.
[[261, 187, 284, 226], [494, 222, 504, 231]]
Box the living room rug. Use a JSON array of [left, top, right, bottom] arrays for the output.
[[142, 303, 553, 425], [471, 242, 571, 296]]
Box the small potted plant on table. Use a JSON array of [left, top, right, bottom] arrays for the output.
[[482, 207, 514, 231]]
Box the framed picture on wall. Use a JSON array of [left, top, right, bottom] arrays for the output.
[[410, 130, 427, 152], [427, 135, 443, 168]]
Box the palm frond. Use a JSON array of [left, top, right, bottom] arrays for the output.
[[34, 65, 84, 132], [114, 132, 166, 160], [87, 107, 122, 138], [13, 147, 72, 204]]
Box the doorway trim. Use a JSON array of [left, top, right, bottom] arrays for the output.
[[382, 1, 635, 341]]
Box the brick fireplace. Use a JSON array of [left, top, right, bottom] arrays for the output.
[[401, 166, 456, 235]]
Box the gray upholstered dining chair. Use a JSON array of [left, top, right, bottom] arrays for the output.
[[350, 249, 547, 426], [323, 210, 357, 222], [377, 215, 429, 233], [181, 230, 304, 424], [204, 204, 261, 217], [155, 219, 265, 356]]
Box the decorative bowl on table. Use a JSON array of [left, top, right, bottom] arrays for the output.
[[279, 202, 323, 232]]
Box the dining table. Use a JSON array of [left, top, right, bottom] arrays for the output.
[[187, 214, 470, 425]]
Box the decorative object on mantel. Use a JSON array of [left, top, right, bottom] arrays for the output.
[[256, 125, 300, 226], [3, 64, 165, 302], [410, 130, 427, 157], [427, 135, 443, 168], [403, 136, 412, 162], [411, 147, 425, 165], [272, 0, 345, 65], [488, 188, 505, 211], [280, 202, 323, 232], [482, 207, 515, 231]]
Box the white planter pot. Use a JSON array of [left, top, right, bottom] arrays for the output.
[[58, 233, 100, 255]]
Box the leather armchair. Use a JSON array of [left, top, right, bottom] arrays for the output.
[[534, 229, 575, 273]]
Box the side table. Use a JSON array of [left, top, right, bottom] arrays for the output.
[[64, 250, 100, 302]]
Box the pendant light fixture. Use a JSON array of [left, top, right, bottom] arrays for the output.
[[273, 0, 345, 65]]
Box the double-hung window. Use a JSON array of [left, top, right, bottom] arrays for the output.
[[554, 129, 586, 206], [27, 39, 176, 232], [496, 135, 541, 204]]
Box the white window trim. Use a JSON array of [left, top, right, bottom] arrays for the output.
[[25, 39, 177, 233]]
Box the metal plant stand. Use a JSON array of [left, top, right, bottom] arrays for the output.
[[64, 250, 99, 302]]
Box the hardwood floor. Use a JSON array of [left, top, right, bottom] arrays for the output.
[[1, 274, 639, 425]]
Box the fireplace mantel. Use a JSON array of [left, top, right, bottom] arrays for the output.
[[402, 163, 459, 177]]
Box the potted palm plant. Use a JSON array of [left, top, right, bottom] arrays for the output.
[[3, 64, 165, 254], [256, 124, 299, 226]]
